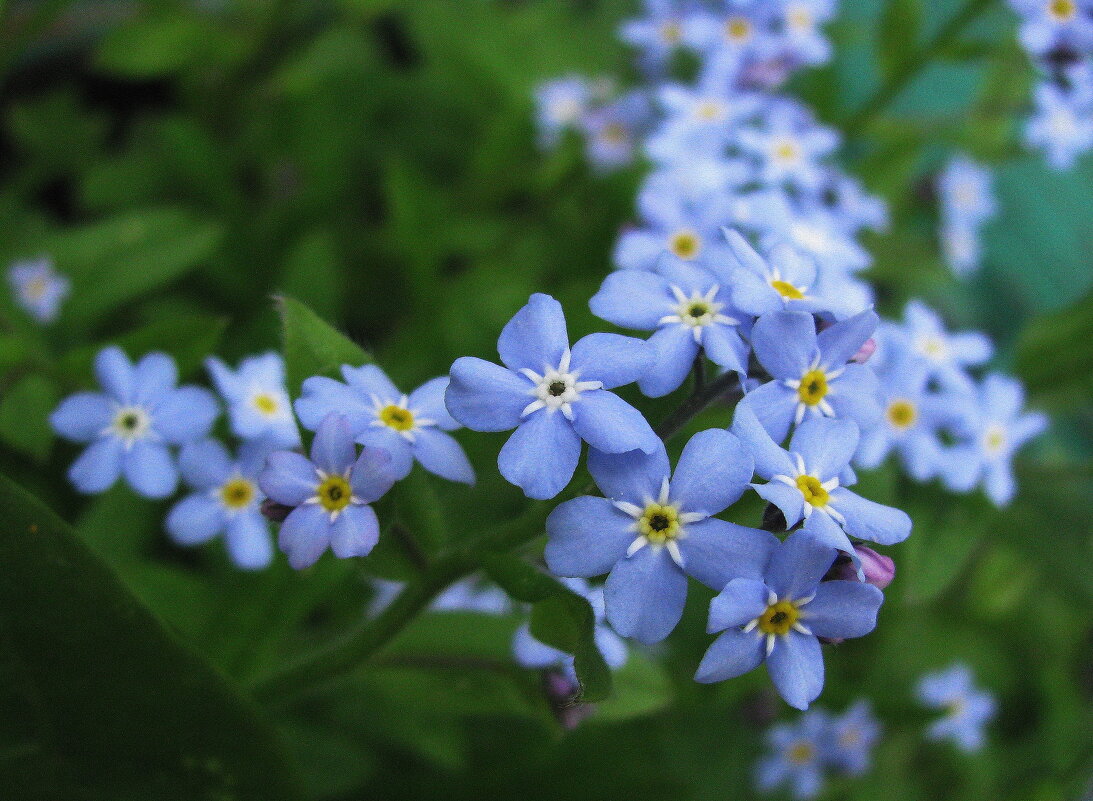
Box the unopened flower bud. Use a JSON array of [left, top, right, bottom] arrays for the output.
[[851, 338, 877, 364], [825, 545, 895, 590], [261, 499, 294, 523], [543, 670, 595, 730]]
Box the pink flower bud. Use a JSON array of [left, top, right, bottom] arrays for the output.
[[543, 671, 595, 730], [851, 337, 877, 364], [826, 545, 895, 589]]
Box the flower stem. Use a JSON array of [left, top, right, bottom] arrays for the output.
[[655, 369, 745, 442]]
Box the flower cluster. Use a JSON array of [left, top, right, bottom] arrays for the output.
[[756, 701, 881, 800], [1008, 0, 1093, 169], [935, 155, 997, 277]]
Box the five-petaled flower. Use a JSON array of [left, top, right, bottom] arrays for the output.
[[206, 352, 300, 449]]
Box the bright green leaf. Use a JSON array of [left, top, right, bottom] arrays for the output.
[[277, 295, 371, 395]]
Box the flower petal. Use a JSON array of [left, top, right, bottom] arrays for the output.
[[638, 325, 699, 398], [69, 437, 124, 494], [737, 381, 797, 444], [590, 270, 671, 330], [295, 375, 373, 434], [670, 428, 753, 515], [309, 413, 356, 475], [767, 632, 825, 710], [259, 451, 319, 506], [329, 504, 380, 558], [827, 488, 912, 545], [94, 346, 134, 403], [570, 390, 659, 455], [788, 417, 859, 480], [707, 577, 771, 632], [279, 504, 331, 569], [801, 580, 883, 639], [569, 332, 654, 389], [177, 439, 232, 490], [753, 481, 806, 529], [694, 628, 766, 683], [122, 440, 179, 499], [350, 446, 396, 503], [133, 352, 179, 406], [801, 510, 856, 555], [817, 308, 878, 369], [545, 496, 636, 577], [732, 404, 797, 478], [679, 519, 778, 591], [497, 293, 569, 373], [357, 426, 414, 481], [408, 377, 460, 430], [498, 410, 581, 500], [50, 392, 113, 442], [765, 530, 837, 600], [411, 428, 475, 485], [751, 311, 817, 380], [166, 494, 224, 546], [225, 512, 274, 570], [587, 442, 670, 504], [341, 364, 400, 403], [445, 357, 529, 432], [605, 545, 687, 645], [155, 387, 219, 444], [702, 324, 748, 374]]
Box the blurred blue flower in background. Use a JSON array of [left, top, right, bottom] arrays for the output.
[[7, 257, 69, 323], [534, 75, 592, 147], [916, 663, 997, 752], [937, 155, 997, 276], [827, 699, 882, 775], [755, 708, 831, 799], [51, 347, 218, 498], [207, 352, 300, 449]]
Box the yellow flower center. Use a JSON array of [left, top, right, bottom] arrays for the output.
[[379, 405, 415, 432], [795, 475, 829, 507], [317, 475, 353, 513], [220, 478, 256, 510], [660, 20, 682, 43], [787, 741, 814, 764], [774, 140, 800, 162], [918, 336, 946, 359], [253, 393, 280, 415], [886, 399, 917, 429], [770, 279, 804, 300], [26, 277, 48, 300], [696, 101, 724, 121], [797, 369, 828, 405], [984, 425, 1006, 454], [726, 16, 751, 41], [788, 6, 812, 30], [637, 503, 681, 545], [669, 229, 701, 260], [1050, 0, 1075, 19], [602, 122, 628, 145], [758, 600, 801, 636]]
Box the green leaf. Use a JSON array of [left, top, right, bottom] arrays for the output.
[[594, 653, 674, 723], [277, 295, 371, 396], [0, 374, 58, 461], [878, 0, 923, 79], [480, 552, 564, 603], [1015, 290, 1093, 404], [0, 473, 301, 799], [95, 16, 212, 79]]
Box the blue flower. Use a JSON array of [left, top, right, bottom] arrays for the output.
[[258, 413, 395, 569], [619, 0, 690, 72], [579, 91, 650, 172], [735, 100, 839, 192], [827, 699, 881, 776], [1010, 0, 1093, 56], [738, 309, 882, 443], [446, 293, 658, 500], [165, 439, 274, 570], [51, 347, 218, 498], [590, 260, 749, 397], [545, 429, 769, 644], [755, 708, 832, 799], [535, 76, 591, 148], [734, 407, 912, 558], [937, 155, 996, 229], [916, 663, 997, 752], [773, 0, 837, 68], [296, 364, 474, 485], [206, 352, 300, 449], [937, 374, 1048, 506], [7, 257, 69, 323], [882, 300, 992, 393], [695, 530, 884, 709], [1023, 81, 1093, 171]]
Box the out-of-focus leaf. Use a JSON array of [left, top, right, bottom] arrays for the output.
[[277, 295, 371, 395], [1015, 291, 1093, 403], [95, 16, 212, 78], [279, 230, 345, 323], [0, 373, 58, 461], [0, 473, 300, 799], [878, 0, 923, 79], [594, 653, 674, 723]]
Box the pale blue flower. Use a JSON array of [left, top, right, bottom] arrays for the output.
[[886, 300, 992, 393], [206, 352, 300, 449], [166, 439, 274, 570], [696, 530, 884, 709], [296, 364, 473, 485], [545, 430, 769, 644], [535, 76, 592, 147], [735, 100, 839, 192], [619, 0, 692, 72], [1010, 0, 1093, 55], [7, 257, 69, 323], [773, 0, 837, 68], [755, 708, 831, 799], [827, 700, 881, 776], [1024, 82, 1093, 170], [916, 663, 997, 752], [762, 203, 873, 276], [580, 91, 651, 171], [51, 347, 218, 498], [938, 155, 997, 229], [446, 293, 658, 500], [258, 413, 395, 569]]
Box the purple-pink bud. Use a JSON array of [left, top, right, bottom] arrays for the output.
[[851, 337, 877, 364], [826, 545, 895, 589], [543, 671, 595, 730]]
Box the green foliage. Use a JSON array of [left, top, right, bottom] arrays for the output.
[[278, 294, 371, 395]]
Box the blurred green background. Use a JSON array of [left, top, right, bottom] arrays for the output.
[[1, 1, 1090, 799]]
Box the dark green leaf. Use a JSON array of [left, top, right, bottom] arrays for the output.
[[595, 653, 674, 723], [0, 373, 58, 461], [878, 0, 923, 79], [278, 295, 371, 396]]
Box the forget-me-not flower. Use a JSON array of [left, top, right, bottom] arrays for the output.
[[696, 530, 884, 709], [590, 260, 749, 397], [886, 300, 992, 393], [7, 257, 69, 323], [535, 76, 591, 147], [545, 429, 770, 644], [1024, 81, 1093, 170], [734, 406, 912, 559], [827, 699, 881, 776], [916, 663, 997, 752], [296, 364, 474, 485], [258, 413, 395, 569], [755, 708, 831, 799], [206, 352, 300, 449], [580, 91, 650, 172], [166, 439, 274, 570], [446, 293, 658, 500], [51, 347, 218, 498], [738, 309, 882, 443]]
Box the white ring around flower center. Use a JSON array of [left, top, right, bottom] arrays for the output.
[[659, 285, 738, 343], [612, 477, 707, 568], [108, 405, 153, 446], [518, 348, 603, 422]]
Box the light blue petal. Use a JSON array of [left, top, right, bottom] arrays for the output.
[[732, 404, 797, 478], [638, 324, 699, 398], [259, 451, 318, 506], [497, 293, 569, 373], [545, 496, 635, 577], [225, 512, 274, 570], [165, 494, 224, 545], [788, 417, 859, 480], [738, 381, 797, 444], [132, 352, 178, 406], [569, 333, 654, 389], [329, 504, 380, 558], [613, 228, 666, 271], [94, 346, 134, 403], [680, 519, 779, 591], [587, 443, 670, 504], [589, 270, 671, 329], [594, 624, 629, 670], [702, 324, 748, 374], [801, 510, 856, 555], [177, 439, 232, 489], [751, 311, 817, 380], [854, 423, 891, 470], [279, 504, 331, 569], [828, 488, 912, 545], [51, 392, 113, 442], [498, 410, 581, 499], [341, 364, 400, 403], [729, 268, 781, 316], [205, 356, 238, 398], [984, 463, 1015, 507], [754, 482, 805, 529], [767, 631, 825, 710], [694, 628, 766, 683], [816, 308, 878, 370], [445, 357, 530, 432], [154, 387, 218, 444], [513, 623, 568, 669], [408, 377, 459, 431], [801, 581, 883, 639], [295, 376, 373, 434], [309, 414, 356, 475], [707, 578, 771, 632], [357, 426, 414, 481], [122, 440, 178, 499], [827, 364, 882, 432], [766, 530, 837, 600], [69, 437, 124, 494], [411, 428, 475, 484], [604, 545, 687, 645], [670, 428, 753, 515], [570, 390, 658, 454], [350, 446, 396, 503]]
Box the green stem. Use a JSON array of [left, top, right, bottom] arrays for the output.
[[655, 369, 744, 441], [843, 0, 994, 137]]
